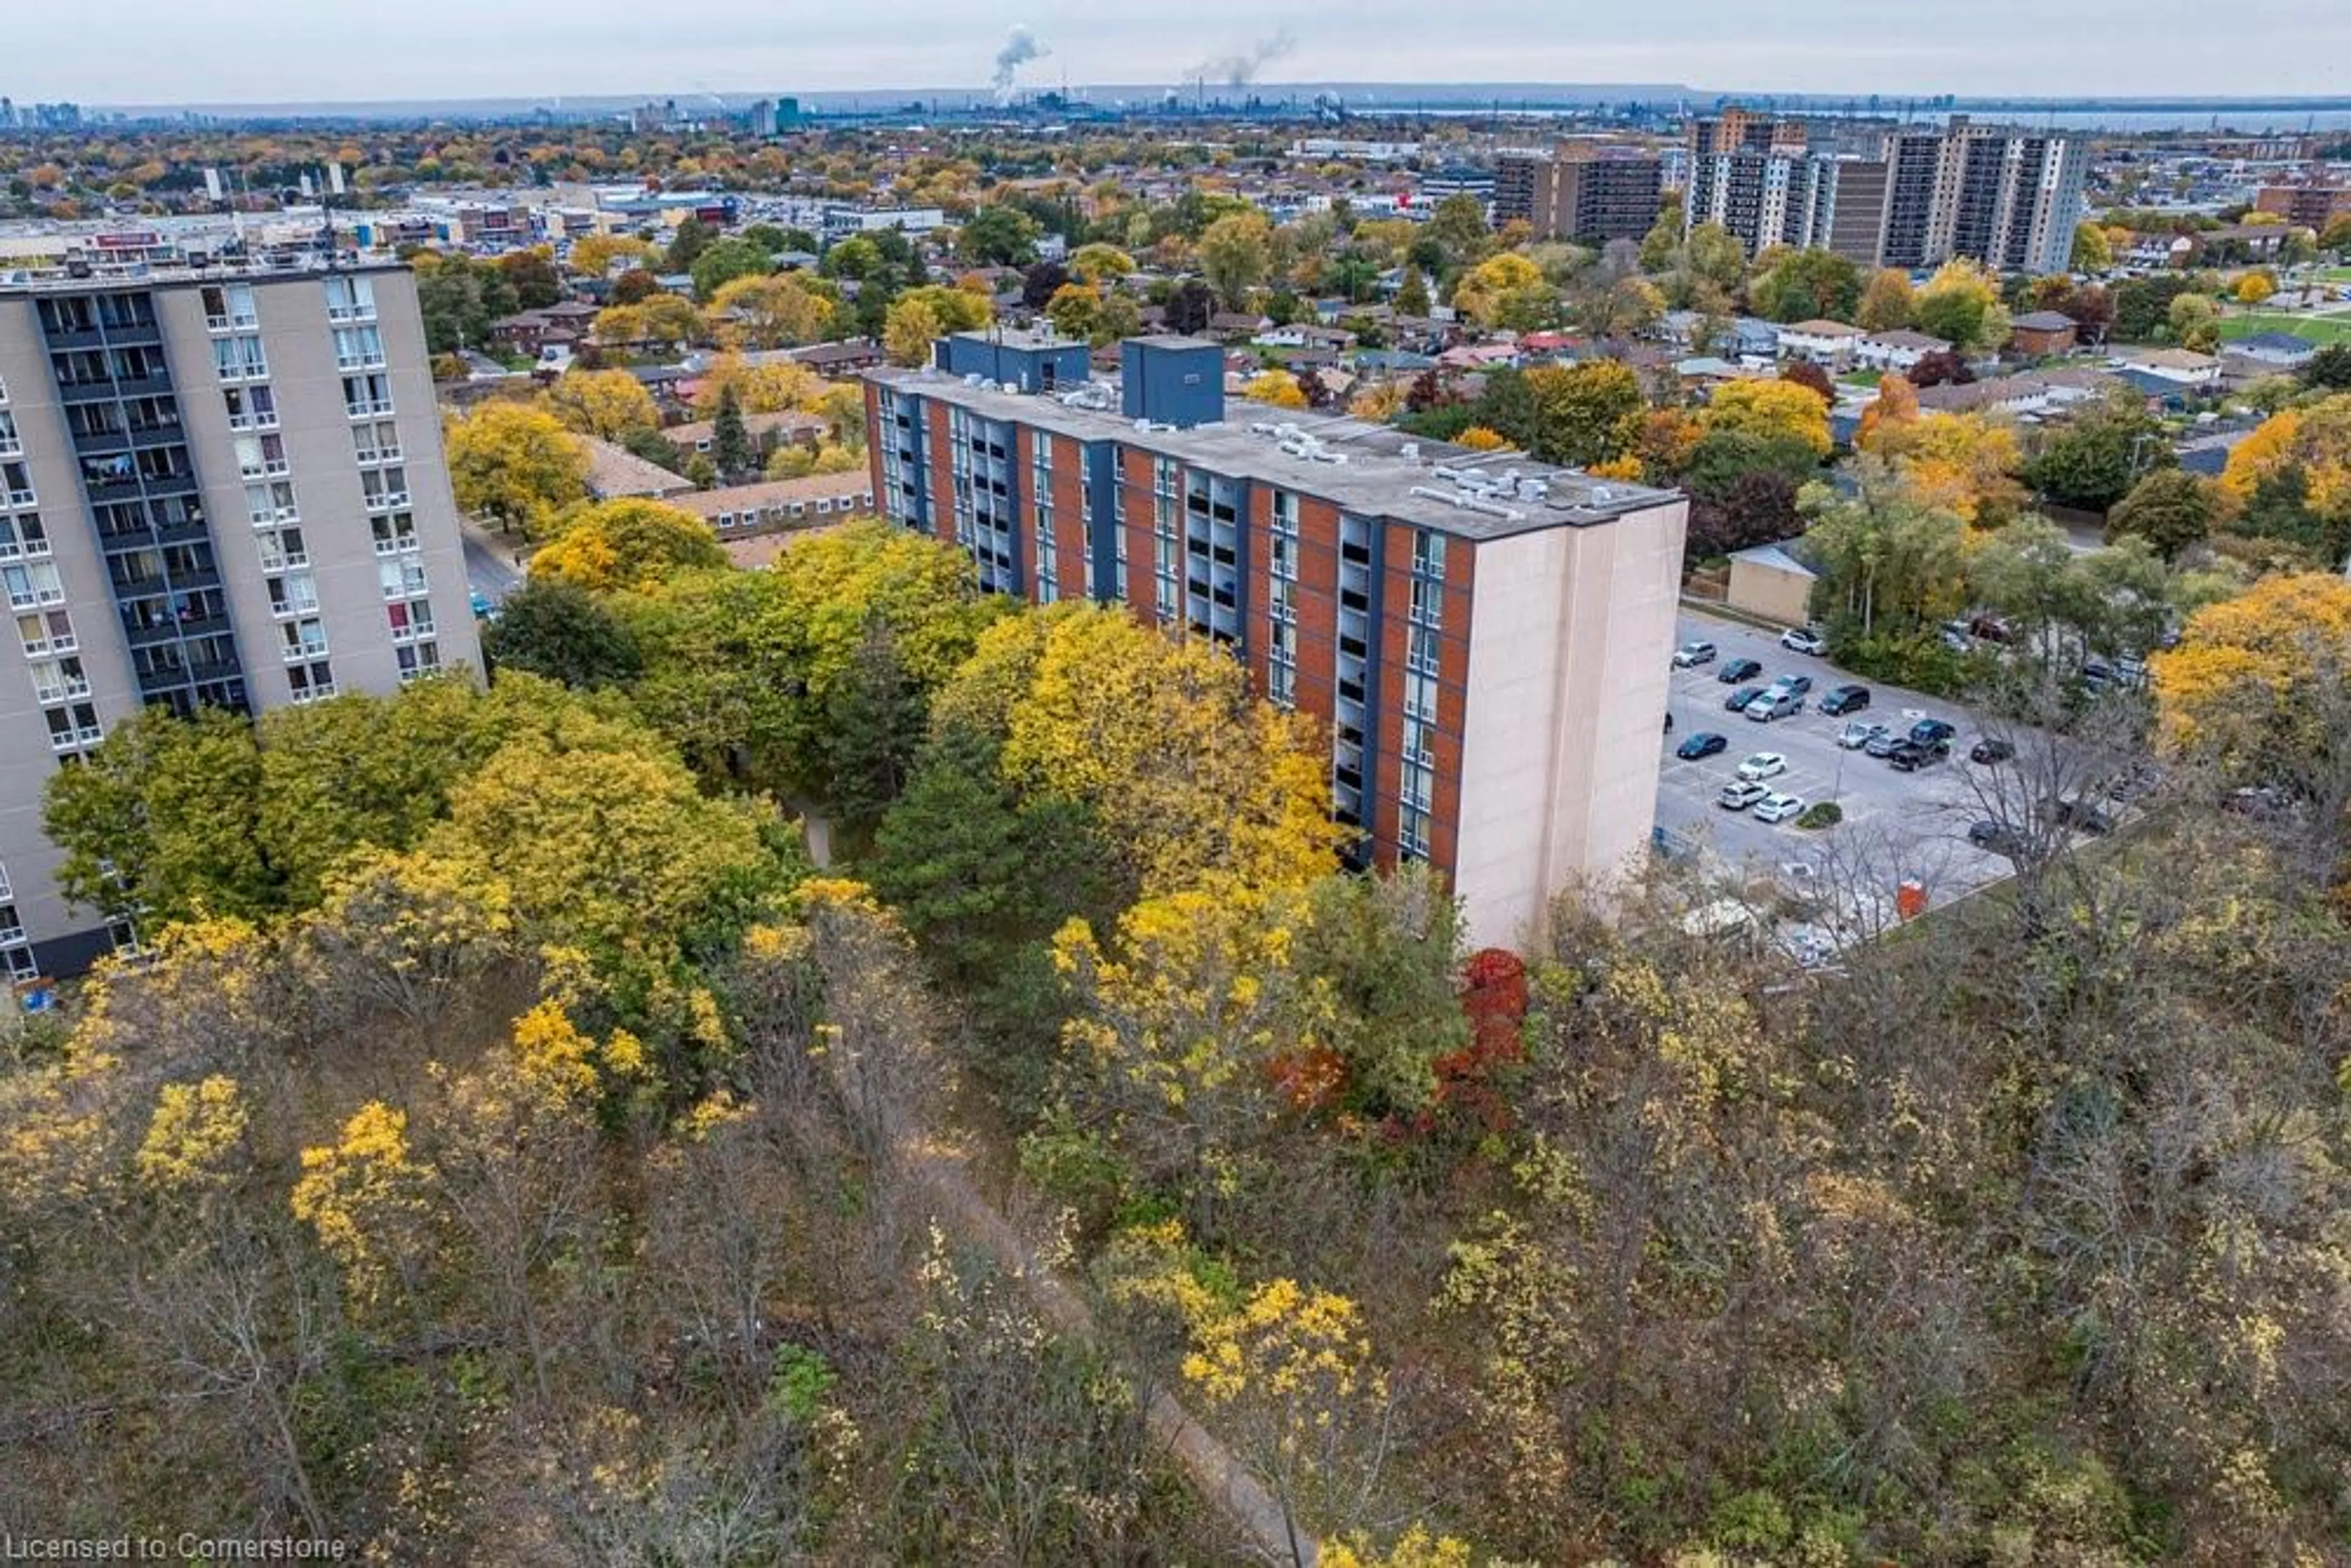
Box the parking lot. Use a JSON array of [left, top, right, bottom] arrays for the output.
[[1656, 610, 2015, 910]]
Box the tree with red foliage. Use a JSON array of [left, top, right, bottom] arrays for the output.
[[1780, 360, 1835, 406], [1908, 348, 1975, 388]]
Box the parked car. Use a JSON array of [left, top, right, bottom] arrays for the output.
[[1818, 683, 1870, 716], [1767, 673, 1813, 698], [1780, 626, 1826, 655], [1724, 685, 1766, 713], [1676, 730, 1729, 761], [1887, 738, 1948, 772], [1970, 737, 2015, 765], [1864, 729, 1905, 759], [1968, 819, 2027, 855], [1717, 780, 1771, 812], [1908, 718, 1957, 748], [1673, 640, 1718, 667], [1837, 721, 1891, 751], [1752, 792, 1807, 824], [2052, 797, 2115, 836], [1746, 691, 1804, 722], [1736, 752, 1787, 782], [1715, 657, 1763, 684]]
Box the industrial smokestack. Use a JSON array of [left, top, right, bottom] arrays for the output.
[[1187, 28, 1298, 90], [991, 24, 1050, 105]]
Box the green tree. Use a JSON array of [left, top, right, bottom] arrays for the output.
[[1683, 222, 1747, 296], [664, 216, 716, 274], [2070, 220, 2115, 271], [2022, 388, 2174, 512], [1393, 264, 1431, 318], [1425, 193, 1493, 270], [2104, 468, 2217, 561], [1914, 258, 2011, 351], [1198, 209, 1274, 311], [481, 578, 646, 689], [497, 247, 563, 309], [690, 238, 772, 302], [43, 705, 274, 927], [1639, 192, 1685, 274], [821, 616, 930, 839], [1749, 248, 1862, 324], [710, 385, 755, 476], [956, 204, 1043, 267], [1856, 267, 1915, 331], [1521, 359, 1643, 468], [1802, 459, 1970, 637]]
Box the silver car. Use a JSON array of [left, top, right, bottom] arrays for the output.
[[1837, 721, 1891, 751]]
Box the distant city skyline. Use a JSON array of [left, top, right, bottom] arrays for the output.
[[6, 0, 2349, 105]]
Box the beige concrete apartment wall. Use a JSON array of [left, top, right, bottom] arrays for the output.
[[1452, 498, 1688, 948]]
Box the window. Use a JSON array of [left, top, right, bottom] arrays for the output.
[[396, 640, 441, 682], [0, 411, 18, 459], [245, 481, 299, 527], [370, 512, 419, 556], [266, 572, 319, 618], [17, 610, 76, 656], [0, 512, 48, 561], [223, 384, 278, 431], [0, 902, 25, 950], [333, 326, 386, 372], [45, 702, 102, 751], [280, 617, 329, 661], [342, 373, 393, 418], [379, 558, 428, 600], [256, 526, 308, 572], [234, 432, 289, 479], [28, 655, 89, 705], [4, 561, 64, 610], [211, 333, 268, 382], [200, 282, 258, 331], [387, 598, 435, 642], [361, 467, 409, 511], [351, 420, 401, 464], [2, 461, 32, 507], [288, 659, 336, 703], [323, 274, 375, 323]]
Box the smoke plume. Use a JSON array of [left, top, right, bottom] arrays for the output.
[[1188, 29, 1298, 89], [991, 25, 1050, 103]]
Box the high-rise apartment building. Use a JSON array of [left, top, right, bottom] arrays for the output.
[[1683, 111, 2087, 276], [1493, 143, 1666, 246], [2254, 179, 2351, 230], [0, 255, 479, 980], [868, 332, 1688, 944]]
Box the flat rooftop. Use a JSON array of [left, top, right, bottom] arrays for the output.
[[870, 365, 1682, 541], [0, 252, 407, 297]]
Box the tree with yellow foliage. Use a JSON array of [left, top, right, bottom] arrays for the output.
[[2151, 572, 2351, 787], [2234, 270, 2278, 305], [444, 400, 591, 538], [591, 293, 705, 349], [539, 367, 661, 441], [1698, 377, 1833, 459], [1455, 426, 1510, 452], [1856, 266, 1915, 331], [1862, 408, 2028, 527], [530, 498, 728, 595], [290, 1101, 438, 1311], [988, 606, 1340, 899], [1853, 371, 1919, 449], [567, 233, 658, 279], [690, 351, 824, 415], [1452, 251, 1553, 330], [883, 296, 944, 368], [2221, 396, 2351, 534], [708, 271, 836, 350], [1243, 367, 1311, 410]]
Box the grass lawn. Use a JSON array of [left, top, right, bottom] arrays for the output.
[[2311, 266, 2351, 284], [1836, 369, 1882, 389], [2219, 310, 2351, 346]]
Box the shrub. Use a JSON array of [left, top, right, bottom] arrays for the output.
[[1795, 802, 1843, 830]]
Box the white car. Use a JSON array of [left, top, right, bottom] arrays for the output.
[[1717, 780, 1770, 812], [1751, 792, 1807, 825], [1672, 640, 1718, 668], [1780, 626, 1826, 656], [1837, 721, 1891, 751], [1736, 752, 1787, 782]]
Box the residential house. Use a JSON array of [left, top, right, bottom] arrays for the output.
[[2110, 347, 2222, 387], [578, 437, 698, 501], [668, 469, 879, 538], [1856, 328, 1954, 374], [2227, 331, 2320, 369], [790, 340, 884, 377], [489, 300, 602, 357], [2008, 310, 2080, 356], [664, 409, 828, 463], [1777, 320, 1864, 369]]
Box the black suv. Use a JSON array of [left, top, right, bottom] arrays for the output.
[[1909, 718, 1957, 748], [1887, 738, 1949, 772], [1818, 683, 1871, 716], [1970, 737, 2015, 765]]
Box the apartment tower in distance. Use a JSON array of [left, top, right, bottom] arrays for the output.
[[1492, 142, 1666, 246], [868, 332, 1688, 945], [0, 253, 479, 978], [1683, 110, 2087, 275]]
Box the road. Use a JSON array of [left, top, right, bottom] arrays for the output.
[[459, 519, 524, 609], [1657, 610, 2017, 913]]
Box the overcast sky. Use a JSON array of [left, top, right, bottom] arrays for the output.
[[9, 1, 2349, 105]]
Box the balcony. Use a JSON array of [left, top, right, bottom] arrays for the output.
[[335, 351, 388, 373], [345, 399, 394, 419], [372, 535, 418, 557], [57, 374, 173, 404], [280, 642, 329, 665], [32, 672, 92, 704], [326, 302, 375, 324], [238, 459, 292, 481], [268, 595, 318, 621], [204, 312, 259, 334], [226, 408, 280, 433], [215, 362, 269, 385], [249, 506, 301, 529], [353, 443, 403, 465], [48, 726, 103, 753], [0, 533, 50, 562], [20, 627, 75, 657], [70, 421, 186, 457], [4, 486, 34, 509], [363, 489, 410, 514]]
